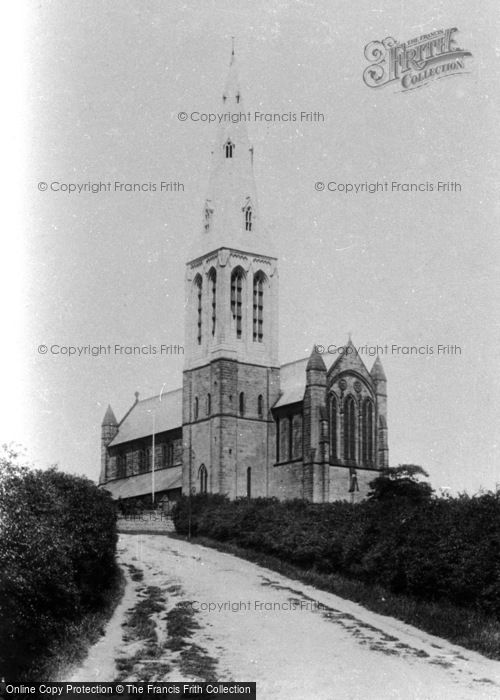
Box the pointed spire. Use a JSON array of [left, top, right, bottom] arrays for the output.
[[371, 355, 387, 381], [307, 345, 327, 372], [188, 43, 275, 261], [101, 404, 117, 426]]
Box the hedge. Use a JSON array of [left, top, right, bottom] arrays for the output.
[[172, 491, 500, 619], [0, 450, 118, 679]]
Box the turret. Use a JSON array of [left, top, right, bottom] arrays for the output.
[[100, 404, 118, 484], [370, 356, 388, 468], [303, 346, 328, 501]]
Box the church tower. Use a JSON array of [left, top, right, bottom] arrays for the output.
[[182, 47, 280, 499]]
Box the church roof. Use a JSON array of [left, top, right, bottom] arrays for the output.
[[273, 353, 335, 408], [101, 465, 182, 499], [273, 357, 309, 407], [109, 388, 182, 446]]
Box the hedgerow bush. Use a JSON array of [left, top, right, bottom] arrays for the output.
[[172, 474, 500, 620], [0, 446, 118, 680]]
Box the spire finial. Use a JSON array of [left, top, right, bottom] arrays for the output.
[[231, 36, 235, 63]]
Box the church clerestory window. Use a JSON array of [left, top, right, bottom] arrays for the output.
[[225, 139, 234, 158]]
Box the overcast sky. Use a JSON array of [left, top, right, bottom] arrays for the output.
[[7, 0, 500, 494]]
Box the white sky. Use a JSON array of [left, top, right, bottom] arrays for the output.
[[3, 0, 500, 494]]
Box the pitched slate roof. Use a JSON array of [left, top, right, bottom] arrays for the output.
[[272, 356, 327, 408], [101, 466, 182, 499], [109, 388, 182, 446]]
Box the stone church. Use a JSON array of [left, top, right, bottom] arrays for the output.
[[99, 51, 388, 505]]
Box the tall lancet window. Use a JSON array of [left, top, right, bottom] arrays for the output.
[[244, 205, 252, 231], [208, 267, 217, 336], [230, 267, 244, 338], [330, 395, 338, 460], [362, 398, 374, 466], [343, 395, 356, 463], [253, 272, 264, 342], [194, 274, 203, 345], [225, 139, 234, 158]]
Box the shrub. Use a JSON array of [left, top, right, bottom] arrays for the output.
[[0, 446, 118, 680]]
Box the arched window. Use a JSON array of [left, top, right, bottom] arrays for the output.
[[239, 391, 245, 416], [362, 399, 374, 466], [244, 205, 252, 231], [253, 272, 264, 342], [230, 267, 244, 338], [291, 414, 303, 460], [246, 467, 251, 499], [257, 394, 264, 418], [199, 464, 208, 494], [194, 396, 199, 421], [330, 396, 338, 460], [225, 139, 234, 158], [236, 92, 241, 104], [208, 268, 217, 337], [343, 395, 356, 462], [207, 393, 211, 416], [194, 274, 202, 345]]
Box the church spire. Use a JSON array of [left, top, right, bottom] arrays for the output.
[[188, 45, 275, 261]]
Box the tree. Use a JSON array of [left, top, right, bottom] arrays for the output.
[[367, 464, 434, 504]]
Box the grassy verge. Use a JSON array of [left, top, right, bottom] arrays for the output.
[[38, 564, 125, 681], [168, 533, 500, 660]]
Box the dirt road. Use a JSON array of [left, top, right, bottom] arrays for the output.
[[70, 533, 500, 699]]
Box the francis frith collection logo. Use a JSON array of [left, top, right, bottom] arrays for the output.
[[363, 28, 472, 91]]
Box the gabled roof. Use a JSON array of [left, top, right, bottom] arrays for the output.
[[109, 388, 182, 447], [328, 338, 372, 383]]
